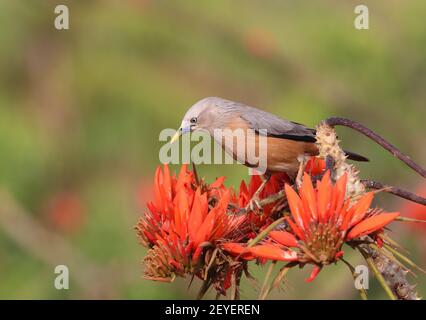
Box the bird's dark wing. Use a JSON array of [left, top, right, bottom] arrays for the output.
[[222, 100, 369, 162], [239, 106, 316, 142]]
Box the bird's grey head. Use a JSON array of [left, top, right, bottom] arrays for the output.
[[171, 97, 238, 142]]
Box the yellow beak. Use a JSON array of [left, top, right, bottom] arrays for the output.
[[170, 130, 181, 144]]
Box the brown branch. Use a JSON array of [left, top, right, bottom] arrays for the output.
[[325, 117, 426, 178], [361, 179, 426, 206], [358, 242, 420, 300]]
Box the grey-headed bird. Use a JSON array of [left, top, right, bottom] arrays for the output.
[[171, 97, 367, 179]]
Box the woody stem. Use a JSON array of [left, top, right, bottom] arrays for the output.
[[358, 247, 397, 300], [361, 179, 426, 206], [358, 242, 419, 300], [324, 117, 426, 178]]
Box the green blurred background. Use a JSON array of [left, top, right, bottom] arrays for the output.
[[0, 0, 425, 299]]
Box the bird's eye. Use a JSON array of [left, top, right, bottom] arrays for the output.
[[190, 117, 197, 124]]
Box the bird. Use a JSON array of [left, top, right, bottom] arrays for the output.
[[171, 97, 368, 207]]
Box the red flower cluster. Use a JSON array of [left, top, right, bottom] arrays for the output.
[[136, 163, 299, 297], [136, 156, 327, 281], [137, 156, 404, 297], [223, 172, 400, 282], [137, 164, 242, 280]]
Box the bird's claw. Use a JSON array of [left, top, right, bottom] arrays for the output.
[[245, 197, 263, 214]]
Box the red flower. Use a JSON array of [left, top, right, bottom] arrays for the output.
[[237, 173, 287, 232], [136, 164, 246, 282], [223, 171, 400, 282], [305, 157, 326, 176]]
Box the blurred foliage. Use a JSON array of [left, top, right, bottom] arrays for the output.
[[0, 0, 425, 299]]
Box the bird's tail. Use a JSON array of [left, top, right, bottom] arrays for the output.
[[344, 150, 369, 162]]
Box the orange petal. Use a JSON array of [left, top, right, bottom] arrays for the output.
[[153, 166, 163, 208], [347, 212, 400, 240], [248, 175, 262, 195], [222, 242, 245, 254], [348, 192, 375, 228], [195, 190, 231, 244], [285, 184, 308, 230], [199, 192, 208, 220], [221, 243, 254, 260], [210, 176, 226, 189], [146, 201, 159, 221], [335, 250, 344, 260], [286, 216, 306, 241], [338, 199, 352, 230], [176, 164, 189, 190], [305, 265, 322, 282], [317, 171, 331, 222], [193, 208, 216, 247], [250, 244, 298, 261], [188, 189, 204, 243], [305, 157, 326, 176], [192, 245, 204, 264], [300, 172, 318, 222], [175, 189, 190, 238], [238, 180, 249, 207], [330, 173, 347, 220], [162, 164, 172, 202], [269, 231, 298, 247]]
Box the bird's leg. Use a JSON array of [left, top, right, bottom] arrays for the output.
[[245, 173, 271, 213], [295, 155, 308, 189]]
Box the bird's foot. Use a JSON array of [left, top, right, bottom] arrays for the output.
[[296, 155, 308, 189], [245, 196, 263, 214], [244, 174, 270, 214]]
